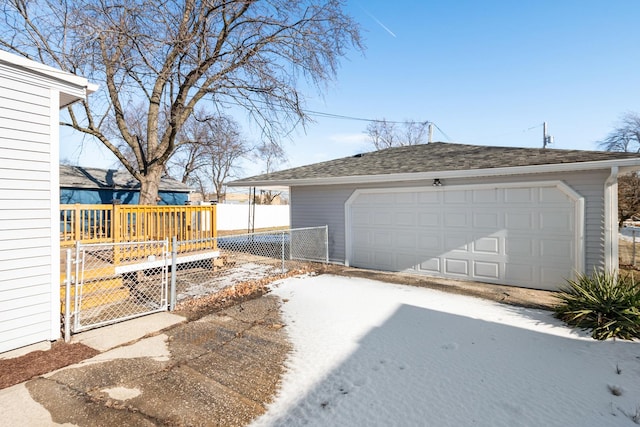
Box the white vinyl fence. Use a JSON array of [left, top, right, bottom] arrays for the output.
[[216, 204, 289, 230]]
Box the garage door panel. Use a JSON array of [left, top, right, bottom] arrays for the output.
[[541, 187, 570, 203], [444, 190, 468, 203], [418, 191, 441, 203], [444, 212, 468, 227], [473, 188, 498, 203], [349, 185, 578, 289], [418, 234, 442, 250], [352, 208, 370, 225], [505, 238, 536, 257], [473, 212, 500, 228], [505, 263, 535, 284], [352, 228, 372, 246], [396, 211, 416, 226], [504, 188, 534, 203], [373, 231, 393, 246], [419, 212, 441, 227], [394, 192, 416, 204], [473, 261, 500, 279], [505, 212, 535, 229], [373, 211, 393, 226], [395, 232, 417, 250], [540, 210, 573, 231], [444, 234, 469, 252], [540, 268, 572, 290], [540, 239, 573, 258], [473, 236, 501, 254], [445, 258, 469, 275], [418, 257, 441, 273], [395, 252, 418, 271]]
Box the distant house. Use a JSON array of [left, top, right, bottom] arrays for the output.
[[60, 165, 192, 205], [0, 50, 96, 354], [229, 142, 640, 291]]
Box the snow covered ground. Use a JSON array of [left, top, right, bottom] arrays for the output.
[[251, 274, 640, 427]]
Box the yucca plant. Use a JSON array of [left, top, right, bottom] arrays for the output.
[[554, 270, 640, 340]]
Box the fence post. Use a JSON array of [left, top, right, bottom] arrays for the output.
[[64, 248, 72, 342], [324, 225, 329, 263], [170, 235, 178, 310], [633, 229, 637, 267], [281, 231, 285, 274], [74, 241, 81, 332]]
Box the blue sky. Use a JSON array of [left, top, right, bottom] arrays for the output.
[[61, 0, 640, 178]]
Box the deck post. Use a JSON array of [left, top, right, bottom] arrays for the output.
[[73, 203, 81, 241]]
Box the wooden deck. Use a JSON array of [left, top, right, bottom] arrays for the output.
[[59, 204, 218, 312]]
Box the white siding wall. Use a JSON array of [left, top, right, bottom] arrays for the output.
[[0, 67, 56, 353], [291, 169, 608, 273]]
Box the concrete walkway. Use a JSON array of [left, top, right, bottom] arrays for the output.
[[0, 296, 289, 426]]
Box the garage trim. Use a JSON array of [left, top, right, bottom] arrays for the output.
[[344, 180, 585, 282]]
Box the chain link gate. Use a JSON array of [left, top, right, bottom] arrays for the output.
[[66, 240, 169, 333]]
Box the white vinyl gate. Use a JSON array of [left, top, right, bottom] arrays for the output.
[[346, 183, 583, 290]]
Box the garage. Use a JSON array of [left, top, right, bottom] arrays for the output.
[[346, 182, 583, 290], [229, 142, 640, 291]]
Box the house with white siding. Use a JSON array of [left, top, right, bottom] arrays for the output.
[[0, 50, 96, 354], [230, 142, 640, 291]]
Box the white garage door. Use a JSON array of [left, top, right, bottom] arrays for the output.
[[347, 184, 582, 290]]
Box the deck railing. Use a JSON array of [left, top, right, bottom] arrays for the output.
[[60, 204, 217, 255]]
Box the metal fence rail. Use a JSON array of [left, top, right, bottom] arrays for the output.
[[62, 226, 328, 337]]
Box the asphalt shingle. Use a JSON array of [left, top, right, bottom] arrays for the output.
[[231, 142, 640, 184]]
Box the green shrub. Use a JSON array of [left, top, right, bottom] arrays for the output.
[[554, 270, 640, 340]]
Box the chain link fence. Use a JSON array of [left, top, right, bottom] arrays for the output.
[[171, 226, 328, 305], [620, 227, 639, 267], [62, 226, 328, 337]]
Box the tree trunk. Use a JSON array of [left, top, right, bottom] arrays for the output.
[[138, 166, 164, 205]]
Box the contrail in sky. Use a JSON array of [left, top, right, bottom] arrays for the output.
[[359, 5, 397, 38]]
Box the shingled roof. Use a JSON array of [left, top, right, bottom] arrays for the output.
[[229, 142, 640, 187], [60, 165, 191, 193]]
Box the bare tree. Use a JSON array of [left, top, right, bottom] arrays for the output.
[[618, 173, 640, 227], [204, 115, 251, 201], [253, 141, 286, 204], [168, 111, 250, 202], [1, 0, 362, 204], [365, 119, 430, 150], [598, 112, 640, 153]]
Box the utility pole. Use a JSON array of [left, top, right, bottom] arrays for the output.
[[428, 122, 433, 144], [543, 121, 554, 148]]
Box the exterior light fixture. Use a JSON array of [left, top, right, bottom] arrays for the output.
[[433, 179, 442, 187]]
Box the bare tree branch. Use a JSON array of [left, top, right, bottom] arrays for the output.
[[598, 112, 640, 153], [1, 0, 362, 204], [366, 119, 430, 150]]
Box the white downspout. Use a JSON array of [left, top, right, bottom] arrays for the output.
[[604, 166, 619, 273]]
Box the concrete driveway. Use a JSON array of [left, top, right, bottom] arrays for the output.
[[0, 296, 289, 426]]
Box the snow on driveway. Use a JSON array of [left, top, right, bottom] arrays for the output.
[[251, 274, 640, 427]]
